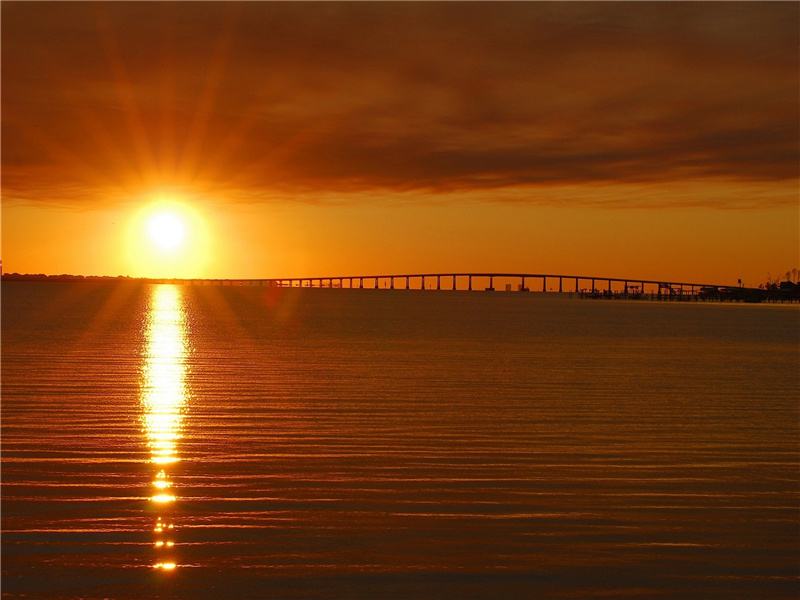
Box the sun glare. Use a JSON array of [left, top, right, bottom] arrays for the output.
[[126, 197, 212, 278], [148, 213, 185, 250]]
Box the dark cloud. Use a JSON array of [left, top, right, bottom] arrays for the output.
[[2, 2, 798, 207]]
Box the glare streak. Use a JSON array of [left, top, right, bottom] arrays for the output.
[[142, 285, 188, 570]]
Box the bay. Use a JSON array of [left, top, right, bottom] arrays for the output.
[[2, 282, 798, 599]]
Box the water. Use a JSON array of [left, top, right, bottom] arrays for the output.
[[2, 282, 798, 599]]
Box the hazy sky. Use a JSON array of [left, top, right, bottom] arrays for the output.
[[2, 2, 798, 283]]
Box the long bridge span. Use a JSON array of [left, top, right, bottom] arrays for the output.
[[179, 272, 736, 297]]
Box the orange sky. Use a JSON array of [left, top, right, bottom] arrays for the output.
[[2, 2, 798, 286]]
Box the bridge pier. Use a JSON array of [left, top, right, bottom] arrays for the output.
[[437, 275, 441, 290], [390, 277, 394, 290], [452, 275, 457, 291], [487, 276, 494, 291], [421, 276, 425, 290], [468, 276, 472, 291], [406, 276, 410, 290], [559, 277, 563, 293], [359, 278, 363, 289], [542, 277, 547, 292], [374, 277, 379, 290]]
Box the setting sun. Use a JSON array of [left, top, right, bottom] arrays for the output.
[[125, 199, 212, 279], [148, 213, 185, 251]]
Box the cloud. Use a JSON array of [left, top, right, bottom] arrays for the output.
[[2, 2, 797, 208]]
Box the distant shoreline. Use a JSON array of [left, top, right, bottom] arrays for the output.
[[3, 273, 151, 283]]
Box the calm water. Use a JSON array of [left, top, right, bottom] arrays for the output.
[[2, 282, 798, 599]]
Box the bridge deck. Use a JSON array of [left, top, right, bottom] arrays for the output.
[[179, 272, 736, 295]]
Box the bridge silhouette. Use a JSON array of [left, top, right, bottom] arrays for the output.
[[180, 272, 734, 297]]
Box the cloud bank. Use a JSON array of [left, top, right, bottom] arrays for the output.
[[2, 2, 798, 208]]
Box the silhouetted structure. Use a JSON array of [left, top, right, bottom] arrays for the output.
[[4, 271, 797, 302]]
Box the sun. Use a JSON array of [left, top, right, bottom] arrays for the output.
[[147, 213, 185, 250], [126, 198, 212, 278]]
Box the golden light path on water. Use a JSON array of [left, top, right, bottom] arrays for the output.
[[141, 285, 187, 571]]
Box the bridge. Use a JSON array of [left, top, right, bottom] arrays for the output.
[[7, 270, 788, 301], [180, 272, 735, 297]]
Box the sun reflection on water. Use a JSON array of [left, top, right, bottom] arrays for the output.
[[142, 285, 188, 570]]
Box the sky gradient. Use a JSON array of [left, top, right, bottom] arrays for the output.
[[2, 2, 798, 284]]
